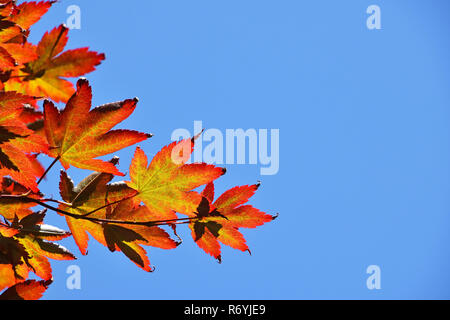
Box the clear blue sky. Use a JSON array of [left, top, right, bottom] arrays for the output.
[[28, 0, 450, 299]]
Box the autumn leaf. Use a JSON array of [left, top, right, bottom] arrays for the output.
[[43, 78, 151, 175], [0, 1, 53, 69], [0, 0, 276, 299], [0, 1, 15, 17], [105, 199, 180, 271], [58, 158, 135, 255], [0, 236, 28, 291], [1, 42, 37, 65], [0, 210, 74, 290], [0, 91, 46, 191], [9, 1, 54, 31], [11, 208, 72, 241], [14, 211, 75, 281], [0, 279, 52, 300], [127, 139, 225, 221], [58, 163, 178, 271], [188, 182, 276, 262], [0, 177, 42, 221], [19, 104, 43, 124], [4, 24, 105, 102], [0, 46, 15, 68], [0, 222, 19, 237], [0, 16, 26, 45]]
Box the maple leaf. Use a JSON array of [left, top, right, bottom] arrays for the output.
[[104, 199, 180, 271], [0, 210, 74, 291], [127, 139, 226, 221], [19, 104, 43, 124], [0, 0, 277, 299], [0, 177, 42, 221], [0, 222, 19, 237], [9, 1, 54, 31], [4, 24, 105, 103], [0, 91, 46, 191], [0, 90, 36, 128], [1, 42, 37, 66], [0, 1, 15, 17], [13, 211, 75, 281], [0, 11, 30, 69], [58, 158, 137, 255], [59, 160, 178, 271], [0, 236, 28, 291], [188, 182, 276, 262], [43, 78, 151, 175], [0, 16, 26, 45], [0, 279, 52, 300], [0, 46, 15, 69]]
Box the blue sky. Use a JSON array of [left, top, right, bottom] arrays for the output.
[[26, 0, 450, 299]]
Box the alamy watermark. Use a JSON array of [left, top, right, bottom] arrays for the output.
[[66, 265, 81, 290], [366, 5, 381, 30], [366, 265, 381, 290], [171, 121, 279, 175], [66, 5, 81, 30]]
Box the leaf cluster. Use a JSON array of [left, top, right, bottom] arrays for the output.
[[0, 1, 276, 300]]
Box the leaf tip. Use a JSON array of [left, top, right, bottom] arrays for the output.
[[43, 279, 53, 288], [76, 77, 89, 87], [192, 130, 204, 143], [110, 156, 120, 165]]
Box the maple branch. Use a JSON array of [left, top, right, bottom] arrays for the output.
[[0, 194, 199, 227], [37, 156, 60, 185]]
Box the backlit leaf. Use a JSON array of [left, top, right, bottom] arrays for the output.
[[127, 140, 225, 221], [43, 79, 150, 175]]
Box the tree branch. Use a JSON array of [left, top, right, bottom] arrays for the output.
[[37, 156, 60, 185], [0, 194, 199, 227]]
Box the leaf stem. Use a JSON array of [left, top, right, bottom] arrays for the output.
[[37, 156, 60, 185]]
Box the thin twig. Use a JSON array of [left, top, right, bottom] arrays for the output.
[[37, 156, 60, 185], [0, 194, 199, 227], [41, 198, 73, 206]]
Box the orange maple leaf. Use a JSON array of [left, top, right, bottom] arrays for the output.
[[43, 78, 151, 175], [0, 177, 42, 221], [0, 91, 46, 191], [4, 24, 105, 103], [127, 139, 226, 221], [188, 182, 276, 262], [59, 165, 178, 271], [0, 210, 74, 291], [0, 1, 53, 71], [9, 1, 54, 31], [0, 280, 52, 300]]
